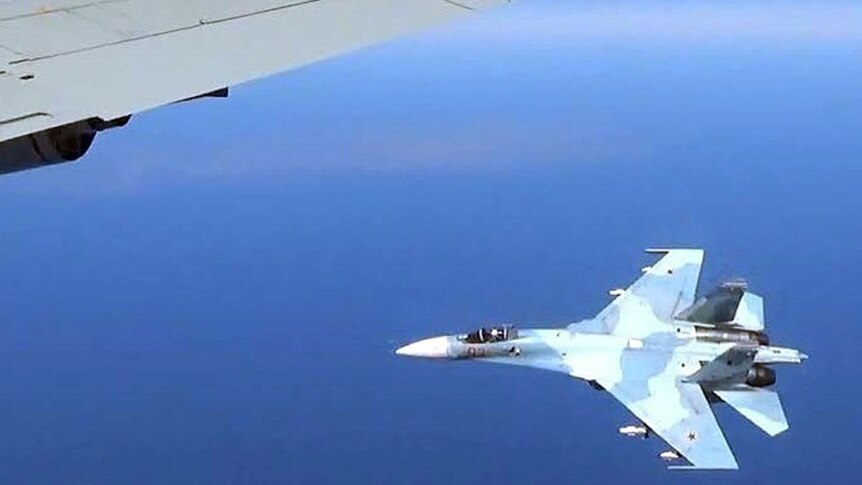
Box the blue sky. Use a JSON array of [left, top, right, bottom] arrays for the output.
[[0, 1, 859, 483]]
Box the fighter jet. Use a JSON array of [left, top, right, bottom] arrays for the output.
[[396, 249, 807, 470]]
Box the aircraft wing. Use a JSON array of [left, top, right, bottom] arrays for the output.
[[596, 360, 739, 470], [0, 0, 504, 146], [574, 249, 704, 337]]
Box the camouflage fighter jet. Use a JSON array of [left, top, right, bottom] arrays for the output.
[[396, 249, 807, 470]]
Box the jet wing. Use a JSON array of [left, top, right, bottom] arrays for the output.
[[596, 362, 738, 470], [574, 249, 704, 337], [0, 0, 505, 143]]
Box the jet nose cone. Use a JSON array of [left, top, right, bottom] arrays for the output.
[[395, 336, 450, 359]]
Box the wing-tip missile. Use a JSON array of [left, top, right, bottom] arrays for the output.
[[609, 288, 625, 297]]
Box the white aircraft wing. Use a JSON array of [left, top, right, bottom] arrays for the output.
[[573, 249, 704, 337], [0, 0, 507, 172], [596, 357, 739, 470]]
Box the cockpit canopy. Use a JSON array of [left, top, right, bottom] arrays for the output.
[[461, 325, 518, 344]]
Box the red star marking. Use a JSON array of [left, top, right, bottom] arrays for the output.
[[687, 431, 697, 441]]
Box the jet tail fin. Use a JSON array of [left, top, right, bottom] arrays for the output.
[[714, 387, 789, 437], [675, 281, 765, 332], [732, 292, 765, 332]]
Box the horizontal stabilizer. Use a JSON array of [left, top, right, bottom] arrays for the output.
[[714, 387, 789, 436]]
